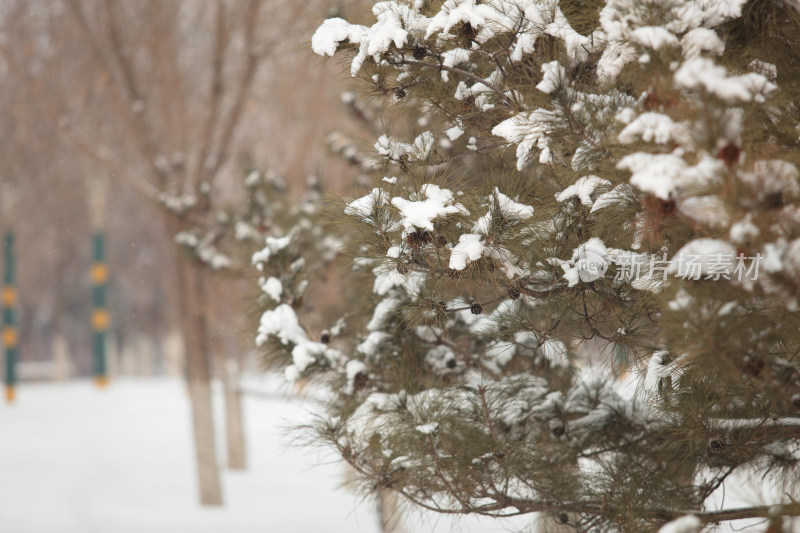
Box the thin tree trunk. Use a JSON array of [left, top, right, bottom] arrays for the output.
[[377, 488, 406, 533], [208, 276, 248, 472], [176, 251, 223, 506], [224, 383, 247, 470]]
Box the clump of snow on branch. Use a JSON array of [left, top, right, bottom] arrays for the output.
[[674, 58, 776, 102], [617, 113, 689, 145], [449, 233, 485, 270], [630, 26, 678, 50], [657, 515, 701, 533], [311, 18, 367, 57], [344, 188, 390, 222], [556, 175, 611, 207], [391, 184, 468, 235], [256, 303, 308, 347], [535, 61, 565, 94], [260, 277, 283, 302], [667, 238, 737, 278], [375, 132, 435, 162], [252, 235, 291, 266], [557, 238, 610, 286], [492, 109, 556, 169]]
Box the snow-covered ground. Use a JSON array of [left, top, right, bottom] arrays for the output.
[[0, 377, 531, 533]]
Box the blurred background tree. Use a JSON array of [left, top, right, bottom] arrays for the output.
[[0, 0, 371, 507]]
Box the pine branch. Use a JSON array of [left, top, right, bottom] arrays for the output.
[[399, 58, 516, 108]]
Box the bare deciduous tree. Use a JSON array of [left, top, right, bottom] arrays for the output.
[[2, 0, 302, 506]]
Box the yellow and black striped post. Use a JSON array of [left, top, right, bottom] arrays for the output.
[[91, 232, 109, 387], [3, 231, 17, 403]]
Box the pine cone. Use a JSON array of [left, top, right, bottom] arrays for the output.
[[353, 371, 368, 391], [707, 436, 727, 455]]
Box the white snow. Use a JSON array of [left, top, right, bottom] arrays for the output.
[[617, 112, 688, 145], [472, 188, 534, 234], [494, 188, 535, 219], [359, 5, 410, 55], [783, 238, 800, 281], [292, 342, 330, 373], [590, 185, 627, 213], [0, 379, 377, 533], [560, 238, 610, 286], [423, 1, 594, 65], [492, 109, 556, 169], [667, 238, 738, 279], [630, 26, 678, 50], [657, 515, 701, 533], [682, 155, 726, 190], [330, 2, 429, 77], [545, 7, 596, 63], [539, 339, 569, 367], [414, 422, 439, 435], [681, 27, 724, 58], [440, 48, 471, 82], [556, 175, 611, 206], [0, 378, 535, 533], [311, 17, 366, 57], [749, 59, 777, 80], [386, 245, 401, 258], [372, 265, 426, 296], [449, 233, 485, 270], [366, 297, 401, 331], [175, 231, 199, 247], [678, 195, 729, 228], [344, 188, 389, 220], [391, 184, 468, 235], [597, 42, 638, 82], [739, 160, 800, 200], [251, 236, 291, 265], [256, 304, 307, 347], [678, 0, 749, 28], [425, 0, 495, 39], [762, 240, 787, 274], [596, 0, 746, 82], [425, 345, 456, 371], [234, 221, 260, 241], [261, 277, 283, 302], [485, 341, 516, 367], [356, 331, 391, 357], [644, 350, 672, 395], [536, 60, 565, 94], [617, 152, 687, 200], [729, 216, 759, 244], [270, 318, 343, 381], [674, 58, 776, 102], [614, 107, 637, 124], [345, 360, 369, 394], [375, 131, 435, 162], [454, 68, 503, 103], [445, 125, 465, 141]]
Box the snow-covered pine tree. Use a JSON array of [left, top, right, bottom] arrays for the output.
[[255, 0, 800, 530]]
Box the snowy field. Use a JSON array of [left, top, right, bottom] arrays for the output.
[[0, 377, 531, 533]]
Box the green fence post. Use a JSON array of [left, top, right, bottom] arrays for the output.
[[91, 232, 109, 387], [3, 231, 17, 403]]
